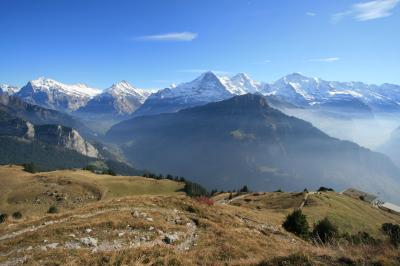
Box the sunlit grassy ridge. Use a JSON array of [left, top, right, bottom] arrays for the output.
[[0, 165, 183, 217], [218, 191, 400, 237], [1, 166, 400, 265]]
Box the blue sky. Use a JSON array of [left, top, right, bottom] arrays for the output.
[[0, 0, 399, 89]]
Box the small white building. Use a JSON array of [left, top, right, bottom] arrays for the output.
[[379, 202, 400, 215]]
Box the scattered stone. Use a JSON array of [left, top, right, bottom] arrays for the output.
[[47, 243, 59, 249], [69, 233, 76, 238], [65, 241, 81, 249], [26, 246, 33, 251], [149, 226, 154, 231], [146, 217, 153, 222], [118, 232, 125, 237], [80, 237, 98, 247], [85, 228, 93, 233], [132, 211, 140, 218], [163, 233, 179, 244]]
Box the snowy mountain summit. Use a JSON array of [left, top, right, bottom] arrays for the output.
[[132, 71, 238, 117], [15, 77, 101, 112], [221, 73, 262, 95], [0, 84, 19, 95], [104, 81, 150, 104], [263, 73, 400, 112], [77, 81, 152, 116]]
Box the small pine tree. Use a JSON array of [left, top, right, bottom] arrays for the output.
[[48, 205, 58, 214], [83, 165, 97, 172], [228, 192, 233, 200], [312, 217, 338, 243], [282, 209, 309, 238], [103, 169, 116, 176], [0, 213, 8, 223], [12, 211, 22, 219], [23, 162, 39, 173], [317, 187, 334, 192], [382, 223, 400, 247], [240, 185, 249, 193]]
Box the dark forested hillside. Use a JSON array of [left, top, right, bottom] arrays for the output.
[[107, 94, 400, 203], [0, 136, 94, 170]]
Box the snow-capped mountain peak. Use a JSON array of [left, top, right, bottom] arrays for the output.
[[186, 71, 225, 89], [157, 71, 232, 101], [0, 84, 19, 95], [105, 81, 151, 104], [228, 73, 261, 94], [28, 77, 101, 97], [76, 81, 153, 116], [15, 77, 101, 112]]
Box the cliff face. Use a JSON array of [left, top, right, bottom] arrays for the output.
[[34, 125, 100, 158], [0, 110, 99, 158]]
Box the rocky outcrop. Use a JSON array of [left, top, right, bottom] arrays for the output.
[[0, 109, 99, 158], [35, 125, 99, 158]]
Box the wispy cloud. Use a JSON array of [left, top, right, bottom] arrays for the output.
[[252, 59, 272, 65], [332, 0, 399, 22], [178, 69, 231, 75], [308, 57, 340, 62], [306, 12, 316, 16], [136, 32, 198, 41]]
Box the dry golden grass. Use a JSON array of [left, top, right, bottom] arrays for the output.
[[0, 165, 184, 219], [1, 195, 400, 265], [216, 191, 400, 237], [1, 167, 400, 265]]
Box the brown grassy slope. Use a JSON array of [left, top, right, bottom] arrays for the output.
[[1, 195, 399, 265], [216, 191, 400, 237], [0, 165, 184, 218]]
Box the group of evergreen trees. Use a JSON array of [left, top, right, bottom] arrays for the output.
[[142, 171, 209, 197], [142, 172, 186, 182], [282, 209, 338, 244], [183, 181, 209, 197], [283, 209, 400, 247]]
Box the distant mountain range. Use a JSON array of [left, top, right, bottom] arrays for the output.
[[107, 94, 400, 203], [3, 72, 400, 120], [134, 72, 400, 118], [2, 74, 400, 201]]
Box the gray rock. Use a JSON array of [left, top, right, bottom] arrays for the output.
[[80, 237, 98, 247], [163, 233, 179, 244]]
